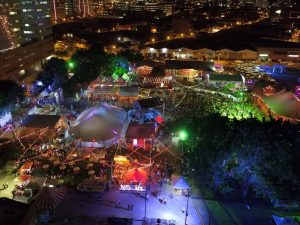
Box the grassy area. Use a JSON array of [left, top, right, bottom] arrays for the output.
[[205, 200, 238, 225], [272, 210, 300, 217], [187, 176, 214, 199]]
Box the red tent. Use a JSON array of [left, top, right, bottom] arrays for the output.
[[19, 161, 33, 174], [15, 175, 31, 184], [125, 168, 147, 185]]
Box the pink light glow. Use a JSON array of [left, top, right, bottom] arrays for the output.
[[133, 139, 137, 146]]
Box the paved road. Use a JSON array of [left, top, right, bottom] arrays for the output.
[[54, 182, 209, 225]]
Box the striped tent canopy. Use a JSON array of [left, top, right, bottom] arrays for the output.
[[35, 187, 66, 210]]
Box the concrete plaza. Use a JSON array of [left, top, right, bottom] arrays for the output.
[[54, 182, 206, 225]]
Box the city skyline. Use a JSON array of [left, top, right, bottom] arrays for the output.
[[0, 1, 299, 225]]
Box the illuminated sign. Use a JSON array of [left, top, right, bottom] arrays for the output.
[[259, 53, 269, 57]]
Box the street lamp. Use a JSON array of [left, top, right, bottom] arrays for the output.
[[178, 130, 188, 155], [68, 61, 75, 69], [179, 130, 188, 142], [144, 136, 154, 221], [184, 190, 191, 225]]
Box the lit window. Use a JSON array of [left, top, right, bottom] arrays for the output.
[[162, 48, 168, 53]]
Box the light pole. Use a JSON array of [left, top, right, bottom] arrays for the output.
[[178, 130, 188, 155], [144, 136, 153, 221], [184, 190, 190, 225]]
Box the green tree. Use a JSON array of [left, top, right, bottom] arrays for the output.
[[71, 44, 106, 83], [119, 49, 143, 63], [149, 66, 165, 77], [36, 57, 68, 92], [0, 80, 25, 115]]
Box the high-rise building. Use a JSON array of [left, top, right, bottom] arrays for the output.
[[65, 0, 76, 17], [90, 0, 105, 16], [50, 0, 66, 22], [0, 0, 54, 81], [19, 0, 52, 44], [0, 1, 21, 51]]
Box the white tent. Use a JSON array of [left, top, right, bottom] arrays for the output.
[[172, 176, 190, 196], [272, 215, 298, 225], [70, 103, 127, 147]]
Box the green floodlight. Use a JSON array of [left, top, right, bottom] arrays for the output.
[[179, 130, 188, 141], [68, 61, 75, 69]]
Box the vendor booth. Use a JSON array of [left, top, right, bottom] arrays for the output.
[[120, 168, 147, 193], [172, 176, 190, 196]]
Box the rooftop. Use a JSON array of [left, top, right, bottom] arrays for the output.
[[165, 60, 214, 70], [145, 29, 300, 51], [0, 198, 28, 225], [126, 122, 156, 139], [20, 115, 61, 128], [119, 86, 139, 97]]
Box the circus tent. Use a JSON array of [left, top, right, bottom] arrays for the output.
[[69, 103, 127, 147]]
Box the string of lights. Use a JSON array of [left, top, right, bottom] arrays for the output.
[[0, 127, 49, 147], [0, 15, 16, 50]]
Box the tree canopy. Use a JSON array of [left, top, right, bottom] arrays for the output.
[[70, 45, 106, 84], [35, 57, 68, 94], [0, 80, 25, 115], [168, 89, 300, 201]]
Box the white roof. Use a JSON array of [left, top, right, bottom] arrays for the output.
[[172, 176, 190, 190], [70, 103, 127, 142]]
